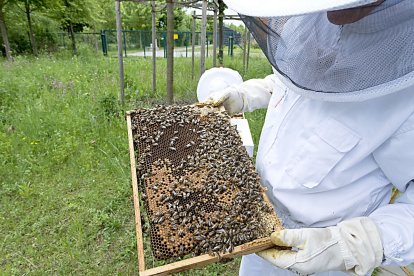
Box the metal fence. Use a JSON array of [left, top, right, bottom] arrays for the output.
[[56, 32, 102, 53], [56, 29, 241, 58]]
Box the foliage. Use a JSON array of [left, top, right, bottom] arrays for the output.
[[121, 2, 152, 30], [0, 0, 246, 57], [157, 6, 185, 31], [53, 0, 104, 31], [0, 53, 272, 274]]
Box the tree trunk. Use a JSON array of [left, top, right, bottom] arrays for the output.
[[151, 0, 157, 94], [218, 0, 225, 66], [191, 10, 195, 79], [166, 0, 174, 104], [69, 21, 77, 56], [115, 0, 125, 105], [199, 0, 207, 77], [25, 1, 38, 56], [212, 8, 217, 67], [0, 6, 12, 61]]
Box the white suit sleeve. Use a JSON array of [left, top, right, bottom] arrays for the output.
[[370, 121, 414, 266], [238, 74, 276, 112]]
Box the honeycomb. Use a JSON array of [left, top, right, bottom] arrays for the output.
[[130, 105, 282, 260]]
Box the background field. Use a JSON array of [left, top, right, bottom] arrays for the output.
[[0, 51, 271, 274]]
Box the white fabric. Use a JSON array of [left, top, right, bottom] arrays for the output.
[[257, 217, 383, 275], [224, 0, 376, 17], [203, 75, 275, 115], [239, 72, 414, 275], [240, 253, 347, 276]]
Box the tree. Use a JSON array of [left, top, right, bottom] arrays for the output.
[[51, 0, 103, 55], [217, 0, 226, 65], [121, 2, 151, 30], [14, 0, 47, 56], [158, 6, 184, 31], [0, 0, 12, 61]]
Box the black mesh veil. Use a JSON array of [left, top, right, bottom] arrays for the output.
[[240, 16, 284, 74], [240, 0, 414, 99]]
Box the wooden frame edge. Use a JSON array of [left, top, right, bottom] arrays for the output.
[[126, 113, 146, 271], [139, 238, 274, 276]]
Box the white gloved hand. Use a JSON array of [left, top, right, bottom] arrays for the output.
[[203, 85, 244, 115], [201, 75, 275, 115], [258, 217, 383, 276]]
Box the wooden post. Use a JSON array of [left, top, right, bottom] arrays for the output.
[[218, 0, 225, 66], [115, 0, 125, 105], [212, 8, 218, 67], [243, 26, 247, 75], [199, 0, 207, 77], [151, 0, 157, 94], [191, 10, 196, 80], [246, 31, 251, 72], [166, 0, 174, 104]]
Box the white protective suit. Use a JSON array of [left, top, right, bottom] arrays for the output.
[[238, 73, 414, 276], [220, 1, 414, 275]]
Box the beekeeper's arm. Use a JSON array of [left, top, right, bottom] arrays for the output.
[[202, 74, 276, 114], [258, 126, 414, 275], [369, 126, 414, 266]]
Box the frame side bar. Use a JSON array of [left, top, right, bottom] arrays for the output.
[[126, 113, 146, 271]]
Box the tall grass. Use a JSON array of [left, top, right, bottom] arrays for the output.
[[0, 52, 271, 274]]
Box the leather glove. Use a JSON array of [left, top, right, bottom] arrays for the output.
[[201, 75, 275, 115], [258, 217, 383, 276]]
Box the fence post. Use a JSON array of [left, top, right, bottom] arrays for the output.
[[101, 30, 107, 56], [230, 36, 234, 57], [228, 35, 232, 56], [151, 0, 157, 94], [191, 11, 196, 79], [123, 31, 127, 57], [200, 0, 207, 77], [213, 8, 217, 67], [243, 27, 247, 74], [246, 31, 251, 72], [166, 0, 174, 104], [163, 32, 167, 58], [115, 0, 125, 105], [206, 38, 208, 57], [185, 36, 188, 58]]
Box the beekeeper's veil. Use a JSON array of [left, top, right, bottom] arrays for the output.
[[224, 0, 414, 101]]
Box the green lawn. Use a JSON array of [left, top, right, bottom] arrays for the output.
[[0, 50, 272, 275]]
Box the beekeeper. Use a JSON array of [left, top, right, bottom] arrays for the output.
[[203, 0, 414, 275]]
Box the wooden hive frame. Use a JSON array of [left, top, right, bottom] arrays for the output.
[[126, 110, 280, 276]]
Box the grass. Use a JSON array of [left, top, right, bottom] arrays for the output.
[[0, 49, 272, 274]]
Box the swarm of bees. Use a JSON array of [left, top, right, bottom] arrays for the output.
[[131, 105, 279, 260]]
